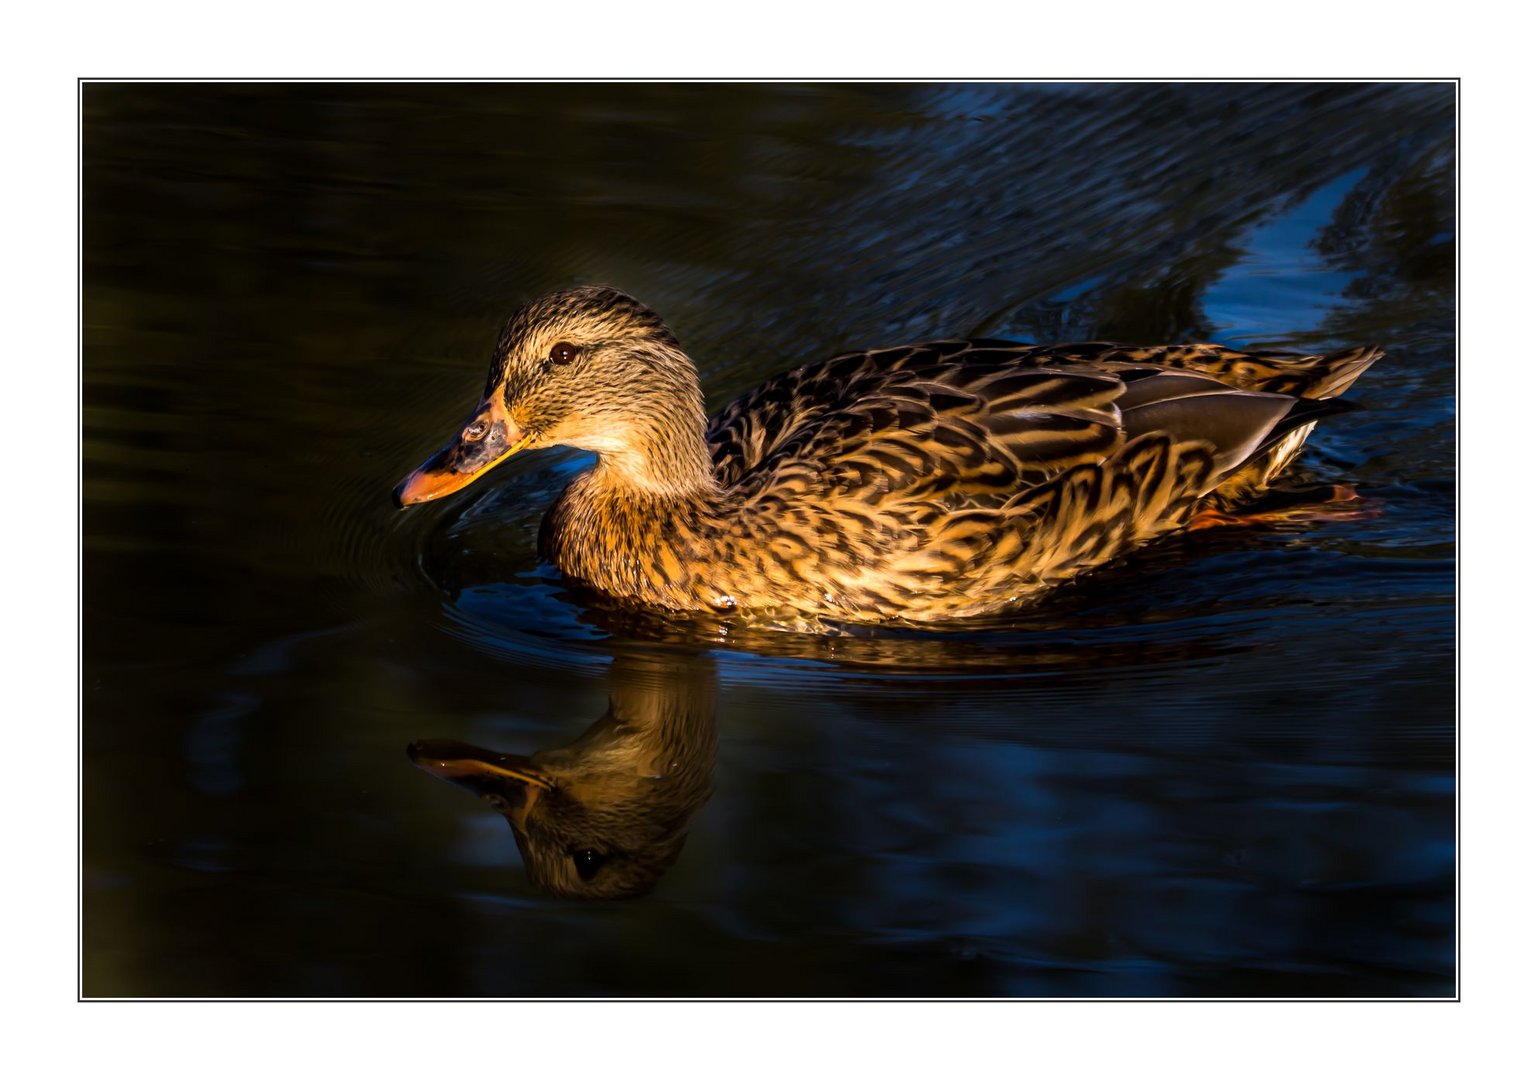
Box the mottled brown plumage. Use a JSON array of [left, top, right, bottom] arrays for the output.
[[395, 286, 1381, 625]]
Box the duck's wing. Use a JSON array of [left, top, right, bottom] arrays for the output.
[[709, 340, 1176, 485], [718, 360, 1128, 508], [1021, 341, 1384, 399], [711, 340, 1331, 504], [707, 340, 993, 485]]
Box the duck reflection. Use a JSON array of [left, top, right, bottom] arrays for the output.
[[409, 652, 715, 900]]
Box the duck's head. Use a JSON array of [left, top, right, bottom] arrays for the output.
[[394, 285, 711, 506]]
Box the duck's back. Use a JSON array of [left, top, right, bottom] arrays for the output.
[[710, 341, 1120, 503], [707, 339, 1378, 496], [692, 339, 1378, 621]]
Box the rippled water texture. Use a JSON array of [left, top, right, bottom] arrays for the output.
[[83, 83, 1455, 997]]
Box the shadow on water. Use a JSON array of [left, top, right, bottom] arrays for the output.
[[83, 82, 1454, 997]]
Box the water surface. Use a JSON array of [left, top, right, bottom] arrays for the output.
[[83, 82, 1455, 997]]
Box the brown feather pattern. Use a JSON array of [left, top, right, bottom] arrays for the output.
[[415, 287, 1382, 624]]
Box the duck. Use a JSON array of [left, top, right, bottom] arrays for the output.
[[394, 285, 1380, 624]]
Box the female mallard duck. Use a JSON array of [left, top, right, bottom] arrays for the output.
[[395, 286, 1379, 624]]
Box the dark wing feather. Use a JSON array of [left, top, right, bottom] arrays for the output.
[[709, 339, 1333, 503], [708, 340, 1051, 484], [1111, 369, 1300, 476], [704, 340, 1119, 489], [721, 365, 1129, 512], [1016, 341, 1383, 399]]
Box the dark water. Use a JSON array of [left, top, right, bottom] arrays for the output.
[[83, 82, 1455, 997]]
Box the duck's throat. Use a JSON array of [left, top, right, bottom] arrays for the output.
[[540, 454, 724, 611], [588, 428, 717, 500]]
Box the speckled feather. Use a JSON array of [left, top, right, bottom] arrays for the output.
[[446, 288, 1380, 624]]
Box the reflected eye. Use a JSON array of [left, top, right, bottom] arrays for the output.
[[572, 848, 608, 881], [548, 341, 580, 366]]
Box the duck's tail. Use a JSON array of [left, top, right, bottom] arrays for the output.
[[1297, 344, 1384, 400]]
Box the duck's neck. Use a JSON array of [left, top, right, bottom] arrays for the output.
[[587, 410, 718, 501], [566, 335, 719, 501], [542, 402, 725, 608]]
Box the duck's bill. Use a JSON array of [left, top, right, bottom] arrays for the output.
[[408, 739, 555, 792], [393, 397, 531, 507]]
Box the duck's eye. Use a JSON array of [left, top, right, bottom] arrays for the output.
[[548, 341, 581, 366], [462, 419, 489, 442], [571, 848, 608, 881]]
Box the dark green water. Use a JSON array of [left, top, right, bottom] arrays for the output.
[[83, 82, 1455, 997]]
